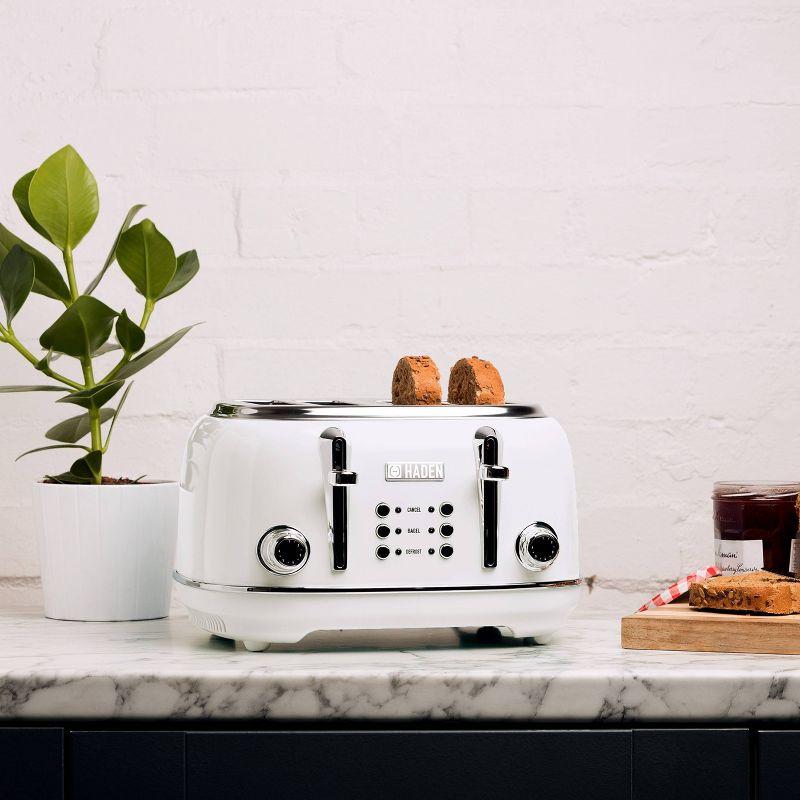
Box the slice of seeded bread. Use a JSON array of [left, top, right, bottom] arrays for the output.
[[447, 356, 505, 405], [391, 356, 442, 405], [689, 570, 800, 615]]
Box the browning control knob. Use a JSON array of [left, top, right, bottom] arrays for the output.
[[257, 526, 310, 575], [516, 523, 559, 572]]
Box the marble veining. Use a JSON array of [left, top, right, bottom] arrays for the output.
[[2, 599, 800, 721]]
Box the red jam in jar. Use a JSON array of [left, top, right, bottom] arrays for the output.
[[712, 482, 800, 576]]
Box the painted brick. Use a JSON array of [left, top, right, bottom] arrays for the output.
[[239, 187, 358, 258], [1, 0, 800, 598]]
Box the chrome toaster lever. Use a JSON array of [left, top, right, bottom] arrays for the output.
[[481, 465, 510, 481], [328, 470, 358, 486], [475, 427, 510, 569], [319, 428, 357, 571]]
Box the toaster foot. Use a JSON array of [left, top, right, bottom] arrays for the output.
[[243, 640, 270, 652]]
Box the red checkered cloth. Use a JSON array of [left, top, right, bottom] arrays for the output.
[[637, 566, 720, 612]]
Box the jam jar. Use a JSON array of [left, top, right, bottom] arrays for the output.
[[713, 482, 800, 576]]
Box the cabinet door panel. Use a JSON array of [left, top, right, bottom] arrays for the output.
[[0, 728, 63, 800], [69, 731, 184, 800], [758, 731, 800, 798], [187, 730, 631, 800], [633, 730, 749, 800]]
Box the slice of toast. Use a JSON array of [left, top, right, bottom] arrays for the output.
[[447, 356, 505, 405], [689, 570, 800, 615], [391, 356, 442, 405]]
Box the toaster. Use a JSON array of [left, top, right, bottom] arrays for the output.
[[174, 401, 581, 650]]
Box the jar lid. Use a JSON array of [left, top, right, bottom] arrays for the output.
[[713, 481, 800, 500]]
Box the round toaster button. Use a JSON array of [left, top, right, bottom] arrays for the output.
[[440, 503, 453, 516], [515, 522, 560, 572], [440, 524, 453, 537], [440, 544, 454, 559], [376, 546, 390, 559], [376, 503, 391, 517], [257, 526, 310, 575], [376, 525, 390, 538]]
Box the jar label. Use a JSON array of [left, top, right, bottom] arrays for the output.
[[715, 539, 764, 575]]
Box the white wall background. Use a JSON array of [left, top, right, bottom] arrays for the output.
[[1, 0, 799, 604]]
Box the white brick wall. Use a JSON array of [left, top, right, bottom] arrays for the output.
[[2, 0, 799, 604]]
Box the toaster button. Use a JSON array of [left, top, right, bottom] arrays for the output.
[[440, 524, 454, 537], [440, 544, 454, 559], [516, 523, 560, 571], [275, 538, 307, 567], [376, 525, 391, 539], [376, 503, 391, 518], [439, 503, 454, 517], [257, 526, 310, 575], [376, 546, 391, 560]]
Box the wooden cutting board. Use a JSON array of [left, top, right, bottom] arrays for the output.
[[621, 599, 800, 655]]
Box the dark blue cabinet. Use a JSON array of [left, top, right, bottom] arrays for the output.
[[0, 728, 63, 800], [186, 730, 632, 800], [633, 729, 749, 800], [69, 731, 185, 800], [758, 731, 800, 799], [0, 724, 784, 797]]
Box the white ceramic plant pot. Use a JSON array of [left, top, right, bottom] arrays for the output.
[[33, 481, 179, 621]]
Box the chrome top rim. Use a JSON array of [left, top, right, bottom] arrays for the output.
[[174, 570, 580, 593], [211, 400, 544, 420]]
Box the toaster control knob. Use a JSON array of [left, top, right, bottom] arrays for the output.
[[257, 526, 310, 575], [516, 523, 559, 572]]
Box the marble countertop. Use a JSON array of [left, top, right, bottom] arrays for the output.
[[2, 597, 800, 722]]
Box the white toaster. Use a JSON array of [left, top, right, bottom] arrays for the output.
[[174, 401, 581, 650]]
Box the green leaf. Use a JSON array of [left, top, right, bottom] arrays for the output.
[[116, 219, 176, 301], [84, 204, 145, 295], [43, 472, 87, 484], [28, 145, 99, 250], [46, 450, 103, 484], [35, 348, 55, 372], [16, 443, 89, 462], [67, 450, 103, 483], [103, 381, 133, 450], [0, 245, 35, 324], [12, 170, 51, 241], [39, 295, 118, 358], [89, 342, 121, 357], [41, 341, 120, 366], [115, 309, 145, 353], [116, 324, 197, 379], [45, 407, 115, 443], [57, 379, 124, 411], [0, 222, 70, 302], [159, 249, 199, 299], [0, 385, 65, 392]]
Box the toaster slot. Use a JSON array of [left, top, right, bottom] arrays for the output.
[[320, 428, 358, 571], [475, 427, 510, 569]]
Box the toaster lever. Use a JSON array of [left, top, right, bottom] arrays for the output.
[[329, 470, 358, 486], [481, 465, 510, 481], [475, 428, 509, 569], [320, 428, 357, 571]]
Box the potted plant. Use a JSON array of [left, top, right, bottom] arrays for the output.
[[0, 145, 199, 621]]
